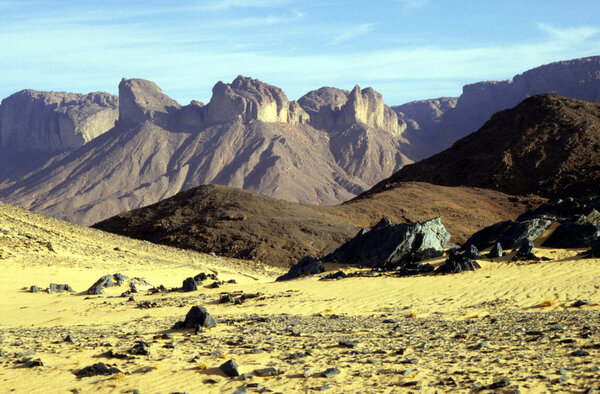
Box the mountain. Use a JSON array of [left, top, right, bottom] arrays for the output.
[[92, 182, 543, 267], [394, 56, 600, 157], [0, 76, 413, 225], [366, 93, 600, 199], [0, 90, 118, 188]]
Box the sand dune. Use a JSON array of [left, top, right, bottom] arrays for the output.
[[1, 202, 599, 393]]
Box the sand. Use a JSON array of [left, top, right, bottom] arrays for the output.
[[1, 202, 599, 393]]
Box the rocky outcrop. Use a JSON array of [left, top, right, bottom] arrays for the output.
[[118, 78, 180, 129], [0, 89, 118, 153], [206, 76, 308, 125], [324, 217, 451, 268], [337, 86, 404, 134], [298, 85, 405, 135], [393, 97, 458, 131]]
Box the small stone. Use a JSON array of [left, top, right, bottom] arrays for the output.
[[64, 334, 74, 343], [557, 375, 570, 383], [173, 306, 218, 329], [338, 340, 358, 348], [570, 350, 590, 357], [303, 368, 312, 378], [29, 285, 39, 293], [253, 368, 278, 377], [572, 300, 592, 307], [487, 378, 510, 389], [220, 359, 240, 377], [130, 341, 150, 356], [319, 368, 340, 378], [232, 387, 247, 394]]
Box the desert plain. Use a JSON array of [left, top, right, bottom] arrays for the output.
[[1, 201, 599, 394]]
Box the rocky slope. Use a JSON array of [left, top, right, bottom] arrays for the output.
[[366, 94, 600, 198], [0, 90, 118, 187], [393, 56, 600, 157], [93, 182, 543, 267], [0, 76, 412, 224]]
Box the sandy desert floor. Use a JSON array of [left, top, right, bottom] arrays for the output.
[[1, 202, 599, 393]]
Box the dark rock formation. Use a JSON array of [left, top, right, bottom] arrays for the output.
[[435, 251, 481, 274], [74, 362, 121, 377], [48, 283, 73, 293], [542, 222, 600, 248], [464, 244, 481, 259], [498, 219, 553, 249], [87, 275, 114, 295], [513, 240, 537, 260], [276, 255, 324, 281], [173, 306, 217, 329], [182, 277, 198, 292], [325, 217, 451, 268], [219, 359, 240, 377], [462, 221, 515, 251]]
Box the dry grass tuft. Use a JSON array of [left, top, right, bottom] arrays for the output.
[[539, 298, 556, 308]]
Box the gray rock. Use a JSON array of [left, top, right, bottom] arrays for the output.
[[325, 217, 451, 268], [220, 359, 240, 377], [173, 306, 218, 329], [436, 251, 481, 274], [499, 219, 553, 249], [276, 255, 324, 281], [74, 362, 121, 377], [488, 242, 504, 258], [48, 283, 74, 293], [182, 277, 197, 292], [319, 368, 340, 378]]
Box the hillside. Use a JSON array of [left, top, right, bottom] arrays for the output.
[[367, 94, 600, 198], [93, 183, 543, 267]]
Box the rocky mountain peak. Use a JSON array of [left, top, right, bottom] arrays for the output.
[[0, 89, 118, 154], [338, 85, 404, 134], [206, 76, 308, 125], [118, 78, 181, 128]]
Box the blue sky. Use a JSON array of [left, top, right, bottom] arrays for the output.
[[1, 0, 599, 105]]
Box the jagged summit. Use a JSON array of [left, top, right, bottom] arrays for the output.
[[206, 75, 308, 125], [118, 78, 181, 129]]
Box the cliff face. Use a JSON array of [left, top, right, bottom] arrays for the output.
[[298, 85, 405, 135], [437, 56, 600, 151], [118, 78, 181, 129], [206, 76, 309, 125], [0, 90, 118, 153]]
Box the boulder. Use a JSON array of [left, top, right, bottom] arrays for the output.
[[498, 219, 553, 249], [542, 222, 600, 248], [436, 251, 481, 274], [394, 262, 436, 277], [464, 244, 481, 259], [461, 221, 514, 251], [276, 255, 324, 281], [173, 306, 217, 329], [182, 277, 198, 292], [516, 197, 600, 222], [87, 275, 114, 295], [48, 283, 73, 293], [585, 239, 600, 258], [326, 217, 451, 268], [74, 362, 121, 377], [488, 242, 504, 258], [219, 359, 240, 377], [513, 240, 537, 261]]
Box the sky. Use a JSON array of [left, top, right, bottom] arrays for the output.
[[1, 0, 599, 105]]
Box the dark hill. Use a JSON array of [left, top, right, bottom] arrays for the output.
[[92, 183, 543, 267], [365, 94, 600, 199]]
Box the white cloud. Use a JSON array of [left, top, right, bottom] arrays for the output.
[[330, 23, 375, 45], [538, 23, 598, 42], [195, 0, 293, 12]]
